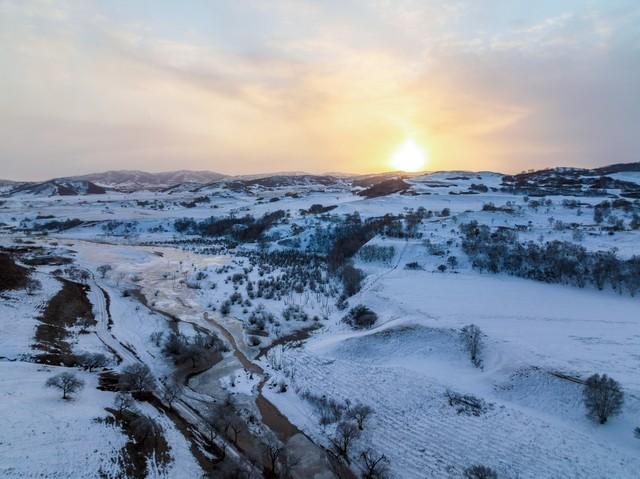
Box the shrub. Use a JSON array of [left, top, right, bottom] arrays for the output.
[[340, 264, 365, 297], [282, 304, 308, 322], [583, 373, 624, 424], [358, 245, 395, 264], [343, 305, 378, 329]]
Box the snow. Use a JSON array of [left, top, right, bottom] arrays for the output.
[[1, 170, 639, 478], [0, 362, 126, 479], [0, 272, 60, 359], [607, 172, 640, 184]]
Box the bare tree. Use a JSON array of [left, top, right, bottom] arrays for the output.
[[45, 372, 85, 399], [79, 352, 108, 372], [130, 414, 163, 447], [114, 391, 135, 413], [359, 449, 389, 479], [227, 418, 243, 446], [330, 421, 361, 464], [583, 373, 624, 424], [203, 404, 220, 444], [461, 324, 483, 368], [464, 465, 498, 479], [262, 439, 299, 479], [206, 395, 242, 445], [162, 382, 181, 409], [118, 363, 155, 392], [347, 403, 373, 430], [262, 440, 284, 478], [97, 264, 112, 279]]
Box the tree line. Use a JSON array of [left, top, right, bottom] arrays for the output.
[[459, 221, 640, 296]]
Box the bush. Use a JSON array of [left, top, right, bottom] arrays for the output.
[[340, 264, 364, 297], [343, 305, 378, 329], [446, 390, 490, 416], [282, 304, 308, 322], [583, 373, 624, 424]]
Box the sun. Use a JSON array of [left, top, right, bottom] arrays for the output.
[[389, 139, 427, 172]]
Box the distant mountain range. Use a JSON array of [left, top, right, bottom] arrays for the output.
[[1, 163, 638, 198], [70, 169, 227, 191]]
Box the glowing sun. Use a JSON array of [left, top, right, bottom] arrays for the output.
[[389, 139, 427, 172]]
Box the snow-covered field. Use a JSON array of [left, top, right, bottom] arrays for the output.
[[0, 362, 126, 479], [1, 168, 639, 478]]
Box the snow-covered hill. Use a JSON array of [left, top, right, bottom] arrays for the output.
[[69, 169, 227, 191]]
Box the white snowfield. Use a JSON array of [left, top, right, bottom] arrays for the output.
[[0, 362, 126, 479], [264, 267, 640, 478], [0, 168, 639, 478]]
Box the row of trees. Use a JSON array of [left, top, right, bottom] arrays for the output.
[[460, 221, 640, 296], [174, 210, 286, 242]]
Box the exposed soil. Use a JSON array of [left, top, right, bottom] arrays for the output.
[[0, 252, 30, 291], [103, 407, 172, 479], [32, 278, 95, 366], [129, 287, 180, 334], [21, 255, 74, 266], [255, 324, 320, 361]]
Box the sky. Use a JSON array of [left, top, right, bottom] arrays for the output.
[[1, 0, 639, 181]]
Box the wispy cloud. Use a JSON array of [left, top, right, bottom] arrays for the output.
[[1, 0, 638, 179]]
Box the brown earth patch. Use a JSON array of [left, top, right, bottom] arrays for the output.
[[0, 253, 30, 291], [101, 407, 172, 479], [22, 255, 74, 266], [32, 278, 96, 366]]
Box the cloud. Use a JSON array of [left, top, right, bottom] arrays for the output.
[[0, 0, 638, 179]]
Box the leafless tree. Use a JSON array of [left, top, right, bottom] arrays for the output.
[[583, 373, 624, 424], [114, 391, 135, 413], [262, 439, 299, 479], [97, 264, 112, 279], [79, 352, 108, 372], [461, 324, 483, 368], [203, 405, 220, 444], [359, 449, 389, 479], [330, 421, 361, 464], [206, 396, 241, 445], [45, 372, 85, 399], [263, 440, 284, 478], [118, 363, 155, 392], [130, 414, 163, 446], [227, 418, 243, 446], [347, 403, 373, 430], [162, 382, 182, 409]]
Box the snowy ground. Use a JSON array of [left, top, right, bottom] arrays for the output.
[[1, 169, 639, 478], [0, 362, 126, 479]]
